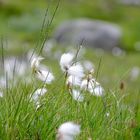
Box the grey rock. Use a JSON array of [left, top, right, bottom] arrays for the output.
[[119, 0, 140, 6], [52, 19, 122, 51]]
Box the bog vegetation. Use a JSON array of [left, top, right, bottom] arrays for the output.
[[0, 0, 140, 139]]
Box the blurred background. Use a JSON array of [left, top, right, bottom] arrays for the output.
[[0, 0, 140, 92], [0, 0, 140, 51]]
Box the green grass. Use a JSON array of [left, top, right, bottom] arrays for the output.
[[0, 46, 140, 139], [0, 87, 136, 139], [0, 1, 140, 139], [0, 78, 138, 139]]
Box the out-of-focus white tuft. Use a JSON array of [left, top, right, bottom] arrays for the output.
[[0, 76, 7, 88], [83, 60, 94, 72], [71, 90, 84, 102], [81, 78, 104, 96], [130, 66, 140, 81], [106, 112, 110, 117], [68, 64, 84, 78], [56, 122, 80, 140], [93, 85, 104, 96], [81, 78, 96, 91], [36, 69, 54, 84], [112, 47, 125, 57], [59, 53, 84, 79], [60, 53, 74, 71], [29, 54, 55, 84], [27, 49, 38, 61], [0, 91, 3, 97], [66, 75, 81, 87], [4, 57, 27, 79], [31, 56, 44, 70], [31, 88, 47, 102]]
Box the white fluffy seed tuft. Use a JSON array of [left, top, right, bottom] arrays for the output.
[[71, 90, 84, 102], [31, 88, 47, 101], [68, 64, 84, 78], [57, 122, 80, 140], [31, 56, 44, 70], [60, 53, 74, 71], [36, 69, 54, 84], [66, 75, 81, 87]]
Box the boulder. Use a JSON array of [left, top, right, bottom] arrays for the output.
[[119, 0, 140, 6], [52, 19, 122, 51]]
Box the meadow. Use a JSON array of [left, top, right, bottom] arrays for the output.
[[0, 0, 140, 140]]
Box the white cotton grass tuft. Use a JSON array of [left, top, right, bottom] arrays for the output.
[[59, 51, 104, 99], [31, 88, 47, 102], [60, 53, 74, 71], [0, 76, 7, 88], [30, 55, 55, 84], [1, 57, 28, 87], [4, 57, 27, 79], [56, 122, 80, 140], [60, 53, 84, 79], [68, 64, 84, 78], [93, 85, 104, 96], [27, 49, 38, 61], [130, 66, 140, 81], [82, 60, 94, 72], [36, 69, 54, 84], [30, 56, 44, 71], [57, 135, 74, 140], [0, 91, 3, 98], [66, 75, 81, 87], [81, 78, 104, 96], [81, 78, 96, 91], [71, 90, 84, 102], [106, 112, 110, 117]]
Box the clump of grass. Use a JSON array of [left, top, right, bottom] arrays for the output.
[[0, 1, 140, 139], [0, 43, 139, 139]]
